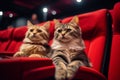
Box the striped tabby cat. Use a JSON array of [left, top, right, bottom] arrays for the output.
[[13, 21, 50, 58], [51, 16, 92, 80]]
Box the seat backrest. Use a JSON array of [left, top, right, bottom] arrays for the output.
[[62, 9, 112, 72], [6, 26, 27, 53], [0, 28, 14, 52], [108, 2, 120, 80]]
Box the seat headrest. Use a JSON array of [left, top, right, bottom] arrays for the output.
[[0, 28, 14, 40], [62, 9, 108, 39], [13, 26, 27, 41], [113, 2, 120, 33]]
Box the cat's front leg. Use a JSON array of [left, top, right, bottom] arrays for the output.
[[13, 51, 26, 57], [21, 45, 36, 55], [67, 60, 84, 80], [55, 62, 67, 80], [38, 46, 46, 52], [29, 54, 48, 58]]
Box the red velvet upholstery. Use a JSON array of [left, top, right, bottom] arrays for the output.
[[24, 65, 106, 80], [0, 28, 14, 56], [112, 2, 120, 34], [109, 10, 114, 30], [6, 26, 27, 54], [0, 28, 14, 51], [0, 58, 52, 80], [108, 2, 120, 80], [24, 66, 55, 80], [23, 9, 109, 80]]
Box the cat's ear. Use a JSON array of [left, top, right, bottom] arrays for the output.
[[69, 16, 80, 29], [54, 19, 60, 29], [43, 21, 50, 31], [70, 16, 79, 25], [27, 20, 33, 27]]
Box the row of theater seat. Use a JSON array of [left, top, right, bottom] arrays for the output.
[[0, 27, 26, 55], [0, 2, 120, 80]]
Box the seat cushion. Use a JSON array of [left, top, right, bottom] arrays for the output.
[[0, 57, 52, 80], [23, 65, 106, 80]]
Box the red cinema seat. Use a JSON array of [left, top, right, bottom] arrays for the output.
[[24, 9, 112, 80], [6, 26, 27, 55], [108, 2, 120, 80], [0, 28, 14, 57], [62, 9, 111, 72]]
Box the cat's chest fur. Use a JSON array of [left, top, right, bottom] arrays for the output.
[[51, 39, 84, 51], [20, 38, 47, 55]]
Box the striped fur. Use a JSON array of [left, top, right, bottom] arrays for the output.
[[13, 21, 50, 58], [51, 16, 92, 80]]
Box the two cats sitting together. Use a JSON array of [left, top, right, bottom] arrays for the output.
[[13, 16, 92, 80]]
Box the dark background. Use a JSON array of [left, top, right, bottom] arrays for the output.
[[0, 0, 119, 30]]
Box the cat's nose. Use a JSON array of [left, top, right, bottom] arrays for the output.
[[62, 31, 65, 34], [62, 34, 65, 36], [33, 33, 36, 36], [61, 31, 65, 36]]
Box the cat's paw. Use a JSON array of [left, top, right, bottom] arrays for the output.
[[13, 52, 24, 57], [29, 54, 47, 58], [27, 46, 36, 51], [67, 71, 75, 80], [67, 66, 76, 80], [38, 46, 46, 51], [55, 69, 67, 80]]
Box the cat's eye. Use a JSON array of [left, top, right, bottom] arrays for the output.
[[30, 29, 34, 32], [58, 29, 62, 33], [37, 29, 42, 32], [67, 29, 71, 32]]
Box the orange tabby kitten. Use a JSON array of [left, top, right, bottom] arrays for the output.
[[13, 21, 50, 58]]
